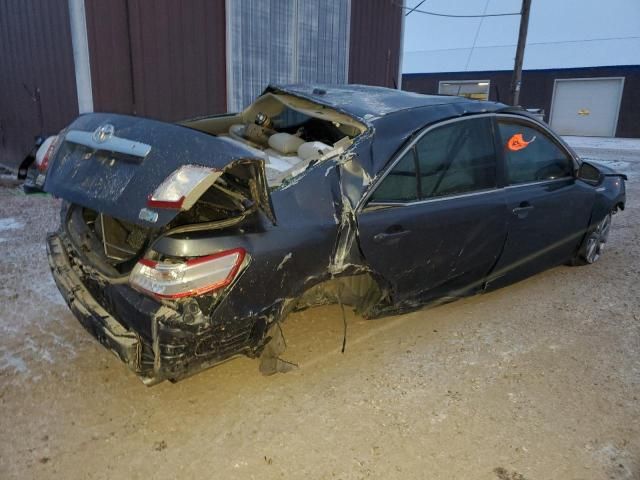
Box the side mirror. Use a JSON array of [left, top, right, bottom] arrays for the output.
[[577, 161, 603, 185]]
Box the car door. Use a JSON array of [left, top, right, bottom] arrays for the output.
[[488, 115, 595, 287], [357, 115, 509, 304]]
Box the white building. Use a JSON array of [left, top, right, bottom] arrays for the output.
[[401, 0, 640, 137]]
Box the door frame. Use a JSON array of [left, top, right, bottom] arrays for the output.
[[549, 77, 625, 137]]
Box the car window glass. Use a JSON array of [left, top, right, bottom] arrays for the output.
[[497, 121, 573, 184], [369, 150, 418, 202], [414, 117, 497, 198]]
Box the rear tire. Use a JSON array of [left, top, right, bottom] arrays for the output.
[[573, 212, 612, 265]]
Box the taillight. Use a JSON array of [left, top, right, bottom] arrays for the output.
[[35, 135, 59, 172], [129, 248, 246, 299], [147, 165, 219, 210]]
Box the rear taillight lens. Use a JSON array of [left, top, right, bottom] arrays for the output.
[[129, 248, 246, 299], [36, 135, 59, 172], [147, 165, 219, 209]]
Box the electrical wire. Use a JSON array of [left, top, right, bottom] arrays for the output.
[[404, 35, 640, 56], [464, 0, 491, 71], [395, 1, 520, 18], [405, 0, 427, 16]]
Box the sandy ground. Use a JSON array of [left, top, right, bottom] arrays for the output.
[[0, 138, 639, 480]]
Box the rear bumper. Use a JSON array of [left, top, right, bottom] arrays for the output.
[[46, 233, 252, 384], [47, 233, 146, 376]]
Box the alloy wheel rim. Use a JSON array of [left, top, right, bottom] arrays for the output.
[[586, 214, 611, 263], [586, 236, 600, 263]]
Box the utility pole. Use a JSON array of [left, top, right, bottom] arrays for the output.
[[510, 0, 532, 106]]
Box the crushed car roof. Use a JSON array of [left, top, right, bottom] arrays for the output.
[[267, 83, 484, 121], [265, 84, 509, 176]]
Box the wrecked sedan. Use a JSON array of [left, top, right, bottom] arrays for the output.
[[43, 85, 626, 384]]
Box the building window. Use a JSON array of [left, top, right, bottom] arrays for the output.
[[438, 80, 490, 101]]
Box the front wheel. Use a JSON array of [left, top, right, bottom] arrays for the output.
[[573, 212, 612, 265]]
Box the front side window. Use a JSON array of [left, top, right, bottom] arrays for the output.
[[415, 117, 497, 199], [497, 120, 574, 184]]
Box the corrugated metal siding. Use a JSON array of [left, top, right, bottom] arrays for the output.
[[85, 0, 134, 115], [227, 0, 350, 111], [85, 0, 227, 121], [296, 1, 350, 84], [228, 0, 296, 112], [402, 65, 640, 138], [349, 0, 402, 87], [0, 0, 79, 168]]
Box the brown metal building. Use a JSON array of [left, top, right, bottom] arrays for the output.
[[0, 0, 79, 169], [0, 0, 403, 169]]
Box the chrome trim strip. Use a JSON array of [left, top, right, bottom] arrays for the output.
[[65, 130, 152, 158], [366, 177, 573, 209], [504, 177, 573, 189], [366, 186, 502, 208]]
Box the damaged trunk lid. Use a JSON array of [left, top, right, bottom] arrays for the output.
[[44, 113, 275, 228]]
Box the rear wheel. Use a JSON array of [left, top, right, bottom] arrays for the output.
[[574, 212, 612, 265]]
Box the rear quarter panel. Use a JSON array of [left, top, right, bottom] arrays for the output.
[[152, 161, 343, 329]]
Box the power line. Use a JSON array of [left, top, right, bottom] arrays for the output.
[[395, 1, 520, 18], [404, 35, 640, 54], [464, 0, 491, 71], [405, 0, 427, 16]]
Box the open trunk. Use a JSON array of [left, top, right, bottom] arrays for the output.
[[44, 93, 365, 276], [44, 113, 278, 276], [44, 113, 275, 228]]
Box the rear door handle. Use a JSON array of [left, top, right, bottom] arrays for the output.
[[512, 202, 534, 218], [373, 230, 411, 243]]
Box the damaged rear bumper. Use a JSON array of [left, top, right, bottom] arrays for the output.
[[47, 233, 143, 374], [46, 233, 251, 385]]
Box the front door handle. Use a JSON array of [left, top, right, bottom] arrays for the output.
[[512, 202, 534, 218], [373, 230, 411, 243]]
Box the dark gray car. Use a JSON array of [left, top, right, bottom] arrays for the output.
[[43, 84, 626, 384]]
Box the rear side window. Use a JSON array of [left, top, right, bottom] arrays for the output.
[[369, 150, 418, 202], [497, 121, 574, 184], [368, 116, 497, 204], [415, 117, 497, 198]]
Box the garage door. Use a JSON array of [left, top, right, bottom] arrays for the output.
[[550, 78, 624, 137]]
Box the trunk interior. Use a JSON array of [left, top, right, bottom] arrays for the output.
[[64, 161, 267, 277]]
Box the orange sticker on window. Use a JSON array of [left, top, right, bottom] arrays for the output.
[[507, 133, 536, 151]]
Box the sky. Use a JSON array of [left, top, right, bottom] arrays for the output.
[[402, 0, 640, 73]]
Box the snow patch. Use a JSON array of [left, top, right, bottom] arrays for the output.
[[591, 442, 634, 479], [0, 217, 24, 232], [0, 348, 29, 374], [33, 273, 67, 306], [563, 136, 640, 151]]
